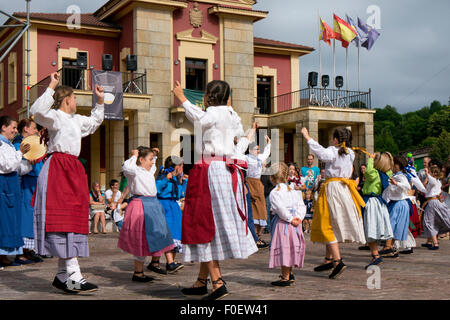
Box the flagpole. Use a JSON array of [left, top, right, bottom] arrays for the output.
[[346, 46, 348, 105], [358, 44, 361, 106], [318, 12, 322, 106], [333, 39, 336, 105]]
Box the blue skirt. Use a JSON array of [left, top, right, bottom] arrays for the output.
[[159, 198, 182, 241], [387, 200, 410, 241]]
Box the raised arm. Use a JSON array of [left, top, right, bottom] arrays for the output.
[[258, 135, 271, 162], [78, 85, 104, 137], [363, 157, 378, 182], [122, 155, 138, 178], [301, 127, 336, 162]]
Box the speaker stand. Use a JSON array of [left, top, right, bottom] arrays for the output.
[[336, 89, 348, 108], [308, 87, 319, 106]]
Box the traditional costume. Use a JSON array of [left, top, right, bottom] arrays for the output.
[[30, 87, 103, 291], [181, 100, 257, 262], [118, 156, 175, 259], [307, 139, 366, 244], [269, 183, 306, 268], [0, 135, 31, 261], [246, 143, 271, 227]]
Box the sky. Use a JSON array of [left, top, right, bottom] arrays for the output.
[[1, 0, 449, 113]]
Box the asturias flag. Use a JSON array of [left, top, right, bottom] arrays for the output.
[[319, 18, 335, 46], [333, 14, 357, 48], [357, 17, 380, 51]]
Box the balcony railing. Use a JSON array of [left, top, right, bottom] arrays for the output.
[[29, 66, 147, 104], [257, 87, 371, 114]]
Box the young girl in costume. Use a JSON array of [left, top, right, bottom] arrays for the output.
[[146, 155, 187, 275], [379, 156, 412, 258], [118, 147, 175, 282], [421, 162, 450, 250], [173, 80, 257, 300], [268, 162, 306, 287], [31, 72, 104, 293], [361, 152, 394, 269], [0, 116, 32, 268], [303, 190, 314, 233], [301, 127, 365, 279]]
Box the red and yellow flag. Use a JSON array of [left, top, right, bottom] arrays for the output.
[[333, 14, 357, 48], [319, 18, 335, 46]]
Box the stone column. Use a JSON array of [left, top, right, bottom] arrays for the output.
[[296, 120, 318, 166], [107, 120, 125, 181], [223, 17, 255, 130], [90, 129, 101, 184], [129, 109, 151, 150]]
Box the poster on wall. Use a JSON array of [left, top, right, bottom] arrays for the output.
[[92, 70, 123, 120]]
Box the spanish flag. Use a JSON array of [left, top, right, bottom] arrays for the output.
[[333, 14, 357, 48], [319, 18, 335, 46]]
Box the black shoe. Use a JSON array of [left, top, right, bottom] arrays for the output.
[[181, 278, 209, 296], [147, 262, 167, 275], [428, 245, 439, 250], [132, 272, 154, 283], [51, 277, 79, 294], [329, 260, 347, 279], [202, 279, 229, 300], [365, 255, 383, 270], [358, 245, 370, 250], [256, 239, 269, 249], [26, 250, 44, 263], [166, 262, 184, 274], [271, 276, 291, 287], [314, 258, 334, 272], [40, 255, 53, 259], [66, 278, 98, 293], [14, 257, 35, 265], [289, 273, 295, 283], [399, 248, 414, 254], [263, 228, 270, 234], [421, 243, 432, 248], [379, 248, 398, 257]]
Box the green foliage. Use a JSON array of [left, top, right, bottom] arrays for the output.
[[429, 130, 450, 163], [348, 101, 366, 109], [374, 101, 447, 155]]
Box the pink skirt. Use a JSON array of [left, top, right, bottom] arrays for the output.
[[269, 219, 305, 268], [117, 198, 174, 257]]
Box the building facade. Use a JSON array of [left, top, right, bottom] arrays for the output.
[[0, 0, 374, 189]]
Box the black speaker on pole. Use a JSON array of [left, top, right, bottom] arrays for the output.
[[126, 54, 137, 71], [321, 75, 329, 88], [335, 76, 344, 88], [76, 52, 88, 69], [308, 71, 318, 87], [102, 54, 113, 71]]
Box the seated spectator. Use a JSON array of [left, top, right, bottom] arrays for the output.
[[105, 179, 128, 232], [90, 182, 106, 234]]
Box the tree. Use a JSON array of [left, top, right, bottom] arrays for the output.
[[427, 106, 450, 137], [349, 101, 366, 109], [429, 100, 443, 114], [374, 105, 402, 126], [375, 129, 399, 155], [420, 136, 438, 147], [429, 130, 450, 163]]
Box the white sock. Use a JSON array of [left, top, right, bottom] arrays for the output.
[[56, 258, 68, 282], [66, 257, 85, 283]]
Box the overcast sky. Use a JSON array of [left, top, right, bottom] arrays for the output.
[[2, 0, 449, 113]]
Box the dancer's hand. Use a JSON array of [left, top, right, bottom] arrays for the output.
[[265, 135, 271, 144], [20, 143, 31, 154], [49, 72, 60, 90], [369, 153, 376, 159], [252, 121, 258, 130], [389, 178, 398, 186], [131, 149, 139, 157], [151, 147, 160, 155], [166, 172, 173, 180], [173, 81, 187, 104], [95, 85, 105, 105], [301, 127, 311, 141], [291, 217, 301, 227]]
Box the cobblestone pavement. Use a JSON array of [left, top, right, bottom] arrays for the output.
[[1, 232, 449, 300]]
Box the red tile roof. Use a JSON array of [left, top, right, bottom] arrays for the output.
[[254, 37, 314, 51], [12, 12, 120, 29]]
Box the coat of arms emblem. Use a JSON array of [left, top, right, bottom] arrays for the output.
[[189, 2, 203, 28]]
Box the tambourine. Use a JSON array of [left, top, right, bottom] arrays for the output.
[[21, 135, 47, 160]]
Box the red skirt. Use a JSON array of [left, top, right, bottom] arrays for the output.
[[42, 153, 89, 234], [410, 203, 422, 238]]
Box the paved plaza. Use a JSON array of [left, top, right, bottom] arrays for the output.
[[1, 232, 449, 300]]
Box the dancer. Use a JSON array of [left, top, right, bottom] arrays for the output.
[[421, 162, 450, 250], [0, 116, 32, 268], [379, 156, 412, 258], [268, 162, 306, 287], [174, 80, 257, 300], [31, 72, 104, 293], [118, 147, 175, 282], [13, 118, 45, 264], [146, 155, 186, 275], [246, 136, 272, 242], [361, 152, 394, 269], [301, 127, 365, 279]]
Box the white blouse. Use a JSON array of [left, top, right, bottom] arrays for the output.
[[30, 87, 104, 157], [232, 137, 249, 165], [382, 172, 411, 202], [269, 183, 306, 223], [122, 156, 158, 196], [246, 143, 271, 179], [0, 140, 32, 175], [182, 100, 240, 157], [307, 138, 354, 179], [424, 174, 442, 198]]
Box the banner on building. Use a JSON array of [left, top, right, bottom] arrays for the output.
[[92, 70, 123, 120], [183, 88, 206, 110]]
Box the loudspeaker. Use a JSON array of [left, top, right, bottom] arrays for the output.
[[321, 75, 329, 88], [102, 54, 113, 71], [308, 71, 318, 87], [76, 52, 88, 69], [126, 54, 137, 71], [335, 76, 344, 88]]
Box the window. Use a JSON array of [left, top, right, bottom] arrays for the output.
[[0, 63, 3, 110], [185, 58, 206, 91], [7, 52, 17, 104], [257, 76, 272, 114], [62, 59, 83, 89], [180, 134, 195, 174]]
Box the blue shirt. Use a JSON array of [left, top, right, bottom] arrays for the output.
[[301, 166, 320, 189]]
